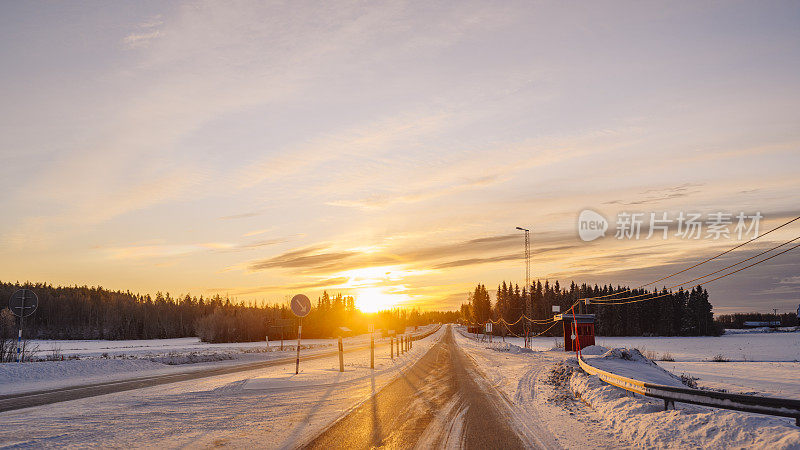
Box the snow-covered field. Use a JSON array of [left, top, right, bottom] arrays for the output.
[[477, 328, 800, 399], [0, 326, 445, 448], [457, 326, 800, 449], [1, 328, 432, 396]]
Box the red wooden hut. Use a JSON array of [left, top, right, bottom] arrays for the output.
[[554, 313, 596, 351]]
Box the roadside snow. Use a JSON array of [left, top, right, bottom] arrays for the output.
[[455, 325, 800, 449], [0, 326, 445, 448], [488, 328, 800, 398], [583, 348, 685, 387], [659, 361, 800, 399], [0, 326, 436, 396], [453, 327, 633, 449], [572, 354, 800, 448], [579, 345, 608, 356]]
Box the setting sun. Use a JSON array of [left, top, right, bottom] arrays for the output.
[[355, 288, 400, 313]]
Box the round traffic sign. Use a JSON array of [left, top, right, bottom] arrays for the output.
[[290, 294, 311, 317], [9, 289, 38, 318]]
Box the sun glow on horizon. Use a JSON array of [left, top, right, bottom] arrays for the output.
[[355, 287, 408, 313]]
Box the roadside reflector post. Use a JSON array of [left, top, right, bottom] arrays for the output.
[[369, 324, 375, 369], [338, 336, 344, 372], [390, 337, 394, 360], [266, 335, 269, 351]]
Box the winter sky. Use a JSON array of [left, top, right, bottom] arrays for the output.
[[1, 1, 798, 314]]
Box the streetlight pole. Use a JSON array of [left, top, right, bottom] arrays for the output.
[[516, 226, 531, 348]]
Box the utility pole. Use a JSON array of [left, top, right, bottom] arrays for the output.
[[516, 227, 531, 348]]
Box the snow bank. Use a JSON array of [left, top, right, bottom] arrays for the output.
[[579, 345, 608, 356], [0, 358, 166, 385], [584, 348, 685, 387], [572, 350, 800, 448], [149, 352, 234, 365]]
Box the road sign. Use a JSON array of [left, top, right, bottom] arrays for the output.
[[10, 289, 38, 317], [485, 322, 492, 333], [290, 294, 311, 317], [368, 324, 374, 333], [552, 305, 560, 313]]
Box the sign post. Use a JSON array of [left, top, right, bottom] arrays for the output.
[[290, 294, 312, 375], [9, 289, 38, 363]]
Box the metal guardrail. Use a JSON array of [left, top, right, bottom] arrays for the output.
[[410, 323, 442, 341], [577, 355, 800, 426]]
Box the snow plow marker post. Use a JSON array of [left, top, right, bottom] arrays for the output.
[[577, 355, 800, 426]]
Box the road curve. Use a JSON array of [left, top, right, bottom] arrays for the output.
[[305, 325, 536, 449]]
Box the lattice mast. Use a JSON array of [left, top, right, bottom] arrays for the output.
[[516, 226, 531, 347]]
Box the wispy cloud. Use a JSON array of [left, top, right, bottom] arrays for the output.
[[245, 232, 576, 276], [219, 211, 267, 220], [327, 174, 504, 209], [124, 30, 162, 49], [101, 238, 283, 260], [208, 276, 351, 296], [604, 183, 704, 206], [124, 15, 164, 49]]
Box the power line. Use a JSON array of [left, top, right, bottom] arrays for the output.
[[593, 241, 800, 307], [582, 215, 800, 302], [591, 236, 800, 303]]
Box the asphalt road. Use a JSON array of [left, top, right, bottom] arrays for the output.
[[0, 326, 439, 413], [305, 325, 540, 449]]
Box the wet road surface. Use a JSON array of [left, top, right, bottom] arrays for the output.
[[306, 325, 535, 449]]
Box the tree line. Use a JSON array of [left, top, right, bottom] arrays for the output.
[[715, 312, 798, 329], [0, 281, 457, 343], [461, 279, 722, 337]]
